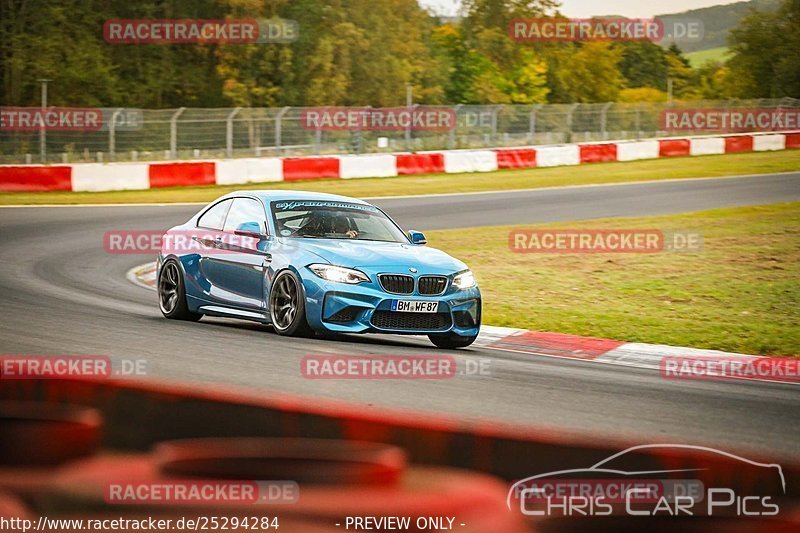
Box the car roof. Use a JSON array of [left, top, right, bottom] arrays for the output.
[[225, 190, 372, 205]]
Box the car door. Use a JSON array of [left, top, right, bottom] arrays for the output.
[[191, 198, 233, 305], [209, 197, 272, 311]]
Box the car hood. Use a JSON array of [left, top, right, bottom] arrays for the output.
[[284, 238, 467, 274]]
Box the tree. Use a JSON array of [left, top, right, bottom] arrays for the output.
[[727, 0, 800, 98], [618, 87, 668, 103], [437, 0, 553, 104], [549, 42, 623, 103], [665, 44, 696, 99], [1, 0, 121, 106], [615, 42, 668, 91], [691, 63, 735, 99]]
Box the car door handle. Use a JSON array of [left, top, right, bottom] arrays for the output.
[[192, 236, 215, 248]]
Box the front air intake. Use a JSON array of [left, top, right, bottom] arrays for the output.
[[378, 274, 414, 295], [418, 275, 448, 295]]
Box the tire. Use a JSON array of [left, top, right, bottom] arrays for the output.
[[269, 270, 313, 337], [158, 260, 202, 321], [428, 332, 478, 349]]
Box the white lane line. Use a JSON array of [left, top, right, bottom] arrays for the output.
[[0, 202, 205, 209], [2, 171, 797, 208], [367, 171, 800, 201]]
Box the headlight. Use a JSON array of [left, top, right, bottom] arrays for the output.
[[453, 270, 476, 289], [308, 264, 370, 284]]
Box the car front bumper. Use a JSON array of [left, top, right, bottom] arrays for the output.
[[300, 273, 481, 337]]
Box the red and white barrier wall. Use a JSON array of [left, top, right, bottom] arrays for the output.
[[2, 132, 798, 192]]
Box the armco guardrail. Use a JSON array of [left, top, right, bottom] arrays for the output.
[[2, 98, 798, 164], [0, 131, 798, 193]]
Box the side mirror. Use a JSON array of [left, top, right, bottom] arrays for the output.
[[235, 221, 267, 239], [407, 230, 427, 245]]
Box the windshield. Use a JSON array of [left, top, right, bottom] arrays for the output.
[[271, 200, 408, 243]]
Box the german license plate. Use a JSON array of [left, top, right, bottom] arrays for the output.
[[391, 300, 439, 313]]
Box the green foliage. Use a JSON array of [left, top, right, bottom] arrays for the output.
[[436, 0, 553, 104], [548, 43, 624, 103], [0, 0, 795, 107], [618, 87, 668, 103], [616, 42, 668, 90], [665, 45, 696, 99], [726, 0, 800, 98]]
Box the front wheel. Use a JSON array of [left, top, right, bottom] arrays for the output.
[[158, 260, 202, 321], [428, 332, 478, 349], [269, 270, 313, 337]]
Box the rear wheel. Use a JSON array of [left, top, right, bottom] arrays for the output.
[[269, 270, 313, 337], [158, 260, 202, 321], [428, 332, 478, 349]]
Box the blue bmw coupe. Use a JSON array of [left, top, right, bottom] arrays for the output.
[[157, 191, 481, 348]]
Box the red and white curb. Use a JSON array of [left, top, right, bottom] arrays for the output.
[[3, 131, 798, 192], [126, 262, 158, 290], [130, 262, 792, 385]]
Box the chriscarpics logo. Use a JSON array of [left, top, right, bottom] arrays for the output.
[[507, 444, 785, 518]]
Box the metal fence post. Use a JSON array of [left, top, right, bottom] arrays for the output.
[[529, 104, 542, 143], [405, 104, 419, 151], [170, 107, 186, 159], [565, 103, 579, 143], [600, 102, 612, 140], [38, 79, 49, 163], [275, 106, 290, 154], [226, 107, 241, 158], [635, 105, 642, 140], [109, 108, 123, 162], [449, 104, 462, 150], [491, 106, 501, 144], [352, 106, 369, 154]]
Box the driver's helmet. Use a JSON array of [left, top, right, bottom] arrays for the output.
[[302, 210, 328, 233], [329, 214, 351, 234]]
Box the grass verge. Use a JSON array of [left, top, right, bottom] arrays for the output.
[[427, 202, 800, 356], [685, 46, 730, 67], [1, 149, 798, 205]]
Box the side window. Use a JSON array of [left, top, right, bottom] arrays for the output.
[[223, 198, 267, 234], [197, 199, 232, 230]]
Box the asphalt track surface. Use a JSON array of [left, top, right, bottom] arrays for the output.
[[1, 173, 799, 460]]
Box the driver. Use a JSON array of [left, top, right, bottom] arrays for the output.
[[331, 214, 358, 238], [299, 211, 358, 238]]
